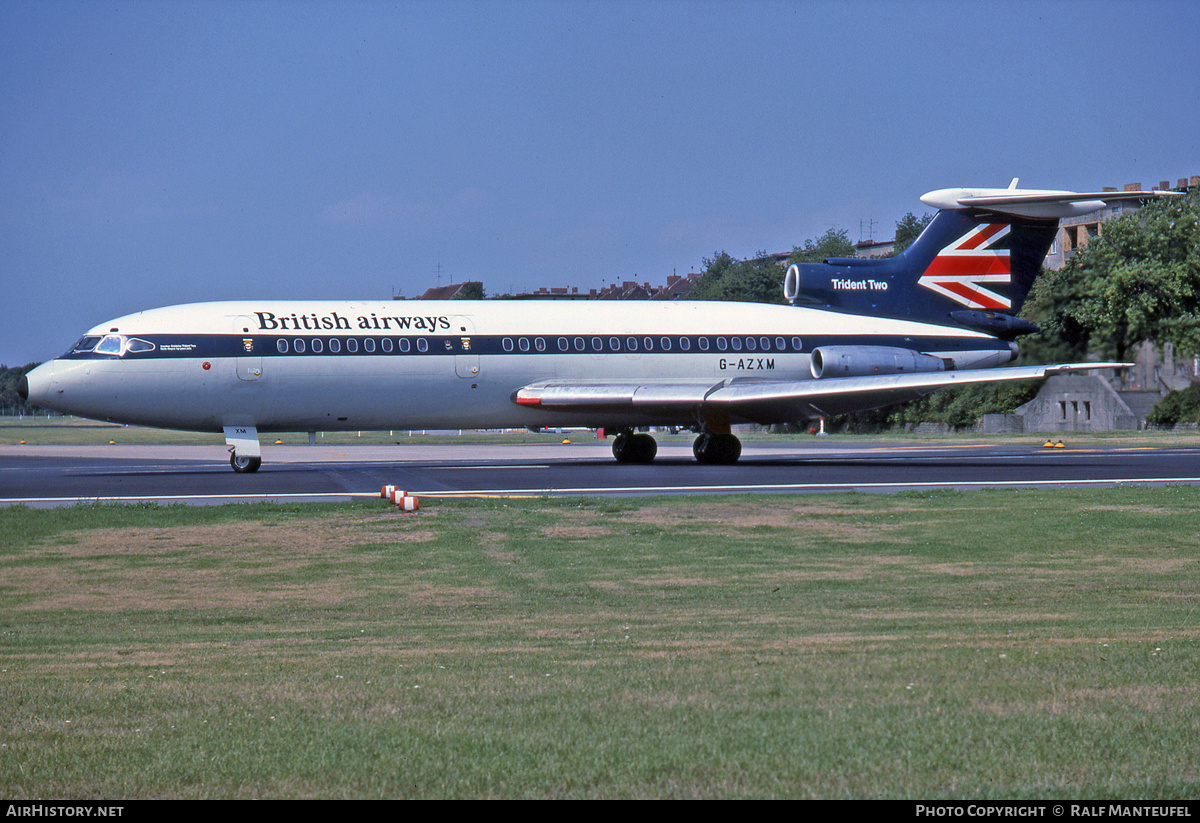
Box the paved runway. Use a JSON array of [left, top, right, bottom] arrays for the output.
[[2, 437, 1199, 505]]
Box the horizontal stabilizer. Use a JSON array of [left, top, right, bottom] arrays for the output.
[[921, 185, 1181, 219]]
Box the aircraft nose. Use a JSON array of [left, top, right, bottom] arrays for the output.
[[18, 362, 56, 408]]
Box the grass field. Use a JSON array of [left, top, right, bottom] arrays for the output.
[[2, 488, 1198, 798]]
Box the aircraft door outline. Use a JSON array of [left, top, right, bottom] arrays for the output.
[[451, 315, 479, 379], [233, 315, 263, 381]]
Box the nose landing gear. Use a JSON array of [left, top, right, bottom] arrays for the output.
[[230, 453, 262, 473], [224, 425, 262, 473]]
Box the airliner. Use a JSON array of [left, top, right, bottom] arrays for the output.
[[18, 181, 1173, 472]]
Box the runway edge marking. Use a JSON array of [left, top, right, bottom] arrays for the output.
[[6, 476, 1200, 505]]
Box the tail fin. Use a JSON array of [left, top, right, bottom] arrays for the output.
[[895, 209, 1057, 332], [785, 183, 1177, 337]]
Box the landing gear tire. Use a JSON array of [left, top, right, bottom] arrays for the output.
[[612, 432, 658, 464], [230, 453, 262, 473], [693, 432, 741, 465]]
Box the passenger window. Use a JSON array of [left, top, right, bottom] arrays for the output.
[[399, 338, 410, 352], [346, 338, 358, 353], [312, 338, 324, 353], [716, 337, 727, 351], [503, 337, 514, 352], [660, 337, 672, 351], [698, 337, 709, 351], [416, 338, 428, 352], [363, 338, 375, 353], [329, 338, 341, 353], [277, 339, 289, 353], [680, 337, 691, 351]]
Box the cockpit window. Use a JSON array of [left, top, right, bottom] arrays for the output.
[[94, 334, 125, 355], [125, 338, 155, 353], [64, 334, 154, 357], [69, 336, 102, 354]]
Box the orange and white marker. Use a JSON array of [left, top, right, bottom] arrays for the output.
[[397, 495, 420, 512], [381, 484, 397, 499]]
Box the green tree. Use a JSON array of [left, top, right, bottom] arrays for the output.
[[691, 228, 858, 304], [1012, 265, 1093, 364], [1042, 190, 1200, 361], [886, 382, 1041, 429], [690, 251, 789, 304], [892, 211, 933, 255], [789, 227, 856, 264], [454, 281, 485, 300], [1146, 384, 1200, 426], [0, 363, 41, 414]]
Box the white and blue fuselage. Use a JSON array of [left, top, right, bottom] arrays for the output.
[[24, 298, 1012, 434]]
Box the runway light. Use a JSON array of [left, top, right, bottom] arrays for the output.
[[275, 439, 283, 444], [1054, 441, 1065, 448], [562, 439, 571, 444], [1043, 440, 1054, 448], [109, 440, 115, 445]]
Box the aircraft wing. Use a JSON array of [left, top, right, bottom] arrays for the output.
[[513, 363, 1128, 424]]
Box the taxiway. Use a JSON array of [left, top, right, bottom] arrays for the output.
[[2, 438, 1198, 506]]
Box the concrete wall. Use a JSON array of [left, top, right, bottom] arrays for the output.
[[1013, 374, 1140, 432]]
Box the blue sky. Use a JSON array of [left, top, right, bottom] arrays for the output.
[[2, 0, 1197, 365]]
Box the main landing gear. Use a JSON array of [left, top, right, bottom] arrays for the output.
[[610, 429, 742, 465], [611, 431, 658, 464], [691, 431, 742, 465]]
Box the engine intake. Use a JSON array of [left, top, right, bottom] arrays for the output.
[[810, 345, 948, 379], [783, 264, 801, 303]]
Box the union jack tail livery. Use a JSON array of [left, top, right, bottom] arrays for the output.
[[784, 180, 1163, 338], [917, 222, 1019, 311]]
